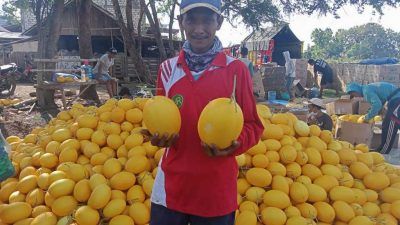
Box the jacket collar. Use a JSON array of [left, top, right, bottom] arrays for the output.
[[177, 50, 227, 68]]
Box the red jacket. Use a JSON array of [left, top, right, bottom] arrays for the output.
[[151, 50, 263, 217]]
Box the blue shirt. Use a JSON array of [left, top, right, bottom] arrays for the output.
[[362, 82, 400, 120]]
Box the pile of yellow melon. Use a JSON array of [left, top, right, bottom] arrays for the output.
[[331, 114, 382, 125], [0, 99, 22, 107], [0, 97, 399, 225], [235, 105, 400, 225], [0, 98, 159, 225]]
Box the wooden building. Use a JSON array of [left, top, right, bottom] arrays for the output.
[[243, 24, 303, 66], [1, 0, 181, 81]]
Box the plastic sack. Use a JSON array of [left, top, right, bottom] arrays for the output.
[[0, 131, 15, 181]]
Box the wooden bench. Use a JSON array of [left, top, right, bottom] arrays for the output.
[[35, 80, 99, 109]]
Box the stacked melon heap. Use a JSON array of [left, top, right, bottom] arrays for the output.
[[0, 96, 398, 225], [235, 105, 400, 225]]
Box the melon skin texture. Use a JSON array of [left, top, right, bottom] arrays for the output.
[[143, 96, 181, 138], [198, 98, 244, 149]]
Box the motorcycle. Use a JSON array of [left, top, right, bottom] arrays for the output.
[[0, 63, 17, 96], [16, 63, 37, 83]]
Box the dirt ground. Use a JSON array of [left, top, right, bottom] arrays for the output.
[[0, 83, 112, 138]]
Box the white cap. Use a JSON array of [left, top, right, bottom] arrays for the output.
[[308, 98, 326, 109]]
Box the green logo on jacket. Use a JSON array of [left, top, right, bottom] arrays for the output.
[[172, 94, 184, 108]]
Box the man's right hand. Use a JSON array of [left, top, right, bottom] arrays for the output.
[[141, 129, 179, 148]]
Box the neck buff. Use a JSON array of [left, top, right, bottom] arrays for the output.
[[182, 37, 223, 73]]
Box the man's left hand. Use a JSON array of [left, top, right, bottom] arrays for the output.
[[202, 141, 240, 157]]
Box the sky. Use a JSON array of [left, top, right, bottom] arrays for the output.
[[1, 0, 399, 48], [217, 5, 400, 47]]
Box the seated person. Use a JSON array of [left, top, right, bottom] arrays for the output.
[[307, 98, 333, 131], [93, 48, 118, 98]]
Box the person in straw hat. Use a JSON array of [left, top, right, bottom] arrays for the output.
[[307, 98, 333, 131]]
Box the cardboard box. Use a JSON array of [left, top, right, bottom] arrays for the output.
[[326, 99, 358, 115], [370, 129, 399, 149], [335, 120, 373, 146], [358, 101, 371, 115]]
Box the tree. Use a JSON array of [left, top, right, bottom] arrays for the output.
[[36, 0, 65, 109], [77, 0, 100, 102], [306, 23, 400, 61], [0, 1, 21, 26], [140, 0, 168, 61], [111, 0, 152, 83]]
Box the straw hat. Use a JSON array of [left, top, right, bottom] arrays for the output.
[[308, 98, 326, 109]]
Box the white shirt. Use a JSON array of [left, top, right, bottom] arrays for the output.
[[93, 54, 114, 74]]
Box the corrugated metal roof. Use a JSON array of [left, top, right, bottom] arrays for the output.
[[243, 24, 301, 51], [0, 31, 29, 40]]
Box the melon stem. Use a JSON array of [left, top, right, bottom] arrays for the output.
[[230, 75, 238, 112]]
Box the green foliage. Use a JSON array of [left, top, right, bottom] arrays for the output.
[[0, 1, 21, 26], [305, 23, 400, 62]]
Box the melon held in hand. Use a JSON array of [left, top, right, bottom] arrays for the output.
[[198, 98, 244, 149], [143, 96, 181, 138]]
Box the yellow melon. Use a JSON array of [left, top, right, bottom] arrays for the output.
[[363, 172, 390, 191], [88, 183, 111, 209], [305, 183, 327, 203], [246, 168, 272, 187], [301, 164, 322, 181], [261, 207, 287, 225], [376, 213, 398, 225], [143, 96, 181, 138], [239, 201, 259, 216], [321, 150, 340, 165], [332, 201, 355, 222], [263, 190, 291, 209], [129, 202, 150, 225], [256, 104, 272, 119], [109, 215, 135, 225], [284, 206, 301, 218], [286, 162, 302, 179], [51, 195, 77, 216], [314, 175, 339, 192], [279, 145, 297, 164], [110, 171, 136, 191], [296, 202, 317, 219], [267, 162, 286, 176], [74, 206, 100, 225], [0, 202, 32, 224], [251, 154, 269, 168], [271, 175, 289, 194], [51, 128, 72, 143], [391, 200, 400, 219], [74, 179, 91, 202], [263, 124, 284, 140], [294, 120, 310, 137], [235, 211, 257, 225], [329, 186, 355, 204], [245, 187, 265, 203], [126, 108, 143, 124], [308, 136, 327, 151], [348, 216, 374, 225], [25, 188, 44, 207], [198, 98, 243, 149], [314, 202, 335, 223], [380, 187, 400, 203], [264, 139, 282, 151], [290, 182, 309, 203], [237, 178, 250, 195], [362, 202, 381, 217]]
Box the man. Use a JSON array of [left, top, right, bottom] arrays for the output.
[[307, 98, 333, 131], [283, 51, 296, 100], [346, 82, 400, 154], [93, 48, 118, 98], [147, 0, 264, 224], [238, 46, 254, 77], [308, 59, 338, 97]]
